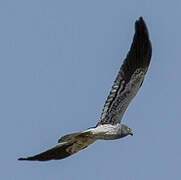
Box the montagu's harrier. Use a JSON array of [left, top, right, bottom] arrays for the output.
[[18, 17, 152, 161]]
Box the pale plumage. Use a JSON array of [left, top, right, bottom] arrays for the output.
[[18, 17, 152, 161]]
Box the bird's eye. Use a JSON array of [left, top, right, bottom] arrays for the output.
[[127, 128, 130, 131]]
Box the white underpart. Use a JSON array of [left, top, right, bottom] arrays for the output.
[[85, 124, 122, 140]]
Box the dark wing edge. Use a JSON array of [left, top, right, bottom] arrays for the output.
[[18, 143, 73, 161], [18, 131, 95, 161], [97, 17, 152, 126], [122, 17, 152, 77]]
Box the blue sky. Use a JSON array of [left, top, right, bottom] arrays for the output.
[[1, 0, 181, 179]]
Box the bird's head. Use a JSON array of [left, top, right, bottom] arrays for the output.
[[120, 124, 133, 137]]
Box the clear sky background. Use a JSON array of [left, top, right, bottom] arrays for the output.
[[1, 0, 181, 179]]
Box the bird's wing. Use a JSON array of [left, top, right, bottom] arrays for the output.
[[18, 131, 95, 161], [18, 142, 74, 161], [97, 17, 152, 126]]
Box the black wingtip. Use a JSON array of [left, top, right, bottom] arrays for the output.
[[135, 17, 148, 34], [136, 17, 144, 24], [138, 16, 144, 22], [18, 157, 28, 161], [18, 156, 43, 161], [18, 155, 41, 161], [134, 16, 152, 67]]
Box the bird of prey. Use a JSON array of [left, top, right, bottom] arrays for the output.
[[18, 17, 152, 161]]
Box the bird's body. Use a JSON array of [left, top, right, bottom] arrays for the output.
[[89, 124, 123, 140], [18, 17, 152, 161]]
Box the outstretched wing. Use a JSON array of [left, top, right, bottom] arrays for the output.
[[18, 131, 95, 161], [18, 142, 74, 161], [97, 17, 152, 126]]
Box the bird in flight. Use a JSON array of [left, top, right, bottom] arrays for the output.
[[18, 17, 152, 161]]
